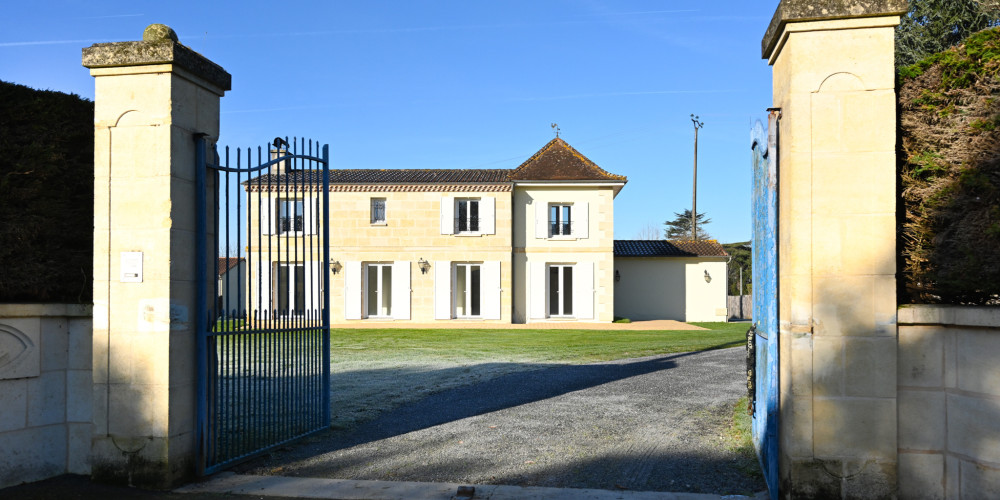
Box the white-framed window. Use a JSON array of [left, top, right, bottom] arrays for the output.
[[534, 201, 588, 239], [364, 263, 393, 318], [454, 263, 482, 317], [278, 199, 304, 234], [275, 263, 305, 316], [370, 198, 386, 224], [549, 204, 572, 236], [548, 264, 574, 317], [455, 198, 480, 233], [441, 196, 495, 235]]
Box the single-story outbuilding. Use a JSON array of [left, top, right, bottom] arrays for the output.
[[613, 239, 729, 322]]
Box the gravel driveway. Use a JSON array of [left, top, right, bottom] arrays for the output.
[[236, 347, 764, 496]]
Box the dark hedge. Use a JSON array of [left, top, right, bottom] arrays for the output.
[[898, 28, 1000, 304], [0, 80, 93, 303]]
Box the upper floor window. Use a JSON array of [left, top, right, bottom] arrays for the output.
[[278, 199, 304, 233], [549, 204, 572, 236], [456, 198, 480, 233], [534, 201, 588, 239], [441, 196, 495, 235], [371, 198, 386, 224]]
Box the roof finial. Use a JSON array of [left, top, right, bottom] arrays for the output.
[[550, 123, 560, 138]]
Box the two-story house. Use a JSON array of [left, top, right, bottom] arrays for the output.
[[244, 137, 626, 324]]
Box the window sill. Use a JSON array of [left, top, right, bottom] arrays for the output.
[[454, 232, 484, 237], [370, 222, 387, 227], [547, 235, 577, 241]]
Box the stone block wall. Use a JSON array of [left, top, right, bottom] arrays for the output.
[[898, 306, 1000, 499], [0, 304, 92, 489]]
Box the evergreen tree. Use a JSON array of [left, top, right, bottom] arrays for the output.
[[663, 210, 711, 240], [896, 0, 1000, 68], [722, 241, 752, 296]]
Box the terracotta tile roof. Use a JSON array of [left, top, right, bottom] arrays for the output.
[[245, 169, 511, 188], [614, 240, 728, 258], [510, 138, 627, 182], [243, 138, 625, 187], [217, 257, 244, 277]]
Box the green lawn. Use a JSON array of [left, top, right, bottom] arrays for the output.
[[330, 322, 749, 364]]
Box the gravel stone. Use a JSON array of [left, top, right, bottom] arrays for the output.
[[237, 347, 765, 496]]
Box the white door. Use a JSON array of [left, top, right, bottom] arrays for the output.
[[276, 263, 305, 316], [365, 263, 393, 318], [548, 264, 573, 317], [454, 263, 482, 318]]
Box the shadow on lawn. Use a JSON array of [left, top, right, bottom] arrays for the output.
[[235, 346, 733, 470]]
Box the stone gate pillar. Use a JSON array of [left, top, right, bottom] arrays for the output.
[[83, 24, 230, 488], [762, 2, 907, 498]]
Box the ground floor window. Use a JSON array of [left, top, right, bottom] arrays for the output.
[[365, 263, 392, 318], [276, 263, 305, 316], [454, 263, 481, 317], [548, 264, 573, 317]]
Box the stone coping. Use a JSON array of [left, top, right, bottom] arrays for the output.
[[898, 304, 1000, 328], [762, 0, 909, 59], [0, 303, 92, 318], [82, 23, 231, 92]]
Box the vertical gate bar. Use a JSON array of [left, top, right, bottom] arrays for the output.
[[235, 157, 241, 320], [322, 143, 331, 426], [291, 139, 299, 433], [194, 134, 209, 475], [223, 162, 230, 321]]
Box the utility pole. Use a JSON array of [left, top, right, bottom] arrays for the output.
[[690, 114, 704, 240]]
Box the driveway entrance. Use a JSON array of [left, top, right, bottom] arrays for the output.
[[234, 347, 763, 496]]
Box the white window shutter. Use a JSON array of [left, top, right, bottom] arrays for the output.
[[304, 261, 319, 317], [345, 261, 362, 320], [534, 203, 548, 239], [392, 261, 411, 320], [254, 260, 273, 319], [482, 261, 501, 319], [575, 202, 589, 239], [529, 261, 547, 319], [440, 196, 455, 234], [481, 197, 495, 235], [574, 262, 594, 319], [302, 196, 315, 235], [434, 261, 452, 319], [260, 197, 273, 235]]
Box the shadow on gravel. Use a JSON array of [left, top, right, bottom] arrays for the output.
[[238, 348, 721, 470]]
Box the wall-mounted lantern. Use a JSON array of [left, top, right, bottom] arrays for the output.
[[418, 258, 431, 275], [704, 270, 712, 283], [331, 261, 342, 275], [615, 269, 621, 282]]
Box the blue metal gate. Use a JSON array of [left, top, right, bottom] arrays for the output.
[[751, 113, 779, 499], [195, 136, 331, 474]]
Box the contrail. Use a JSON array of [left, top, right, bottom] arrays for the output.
[[0, 39, 101, 47], [80, 14, 144, 19], [508, 89, 740, 102]]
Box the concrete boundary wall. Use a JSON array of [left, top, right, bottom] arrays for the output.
[[897, 305, 1000, 499], [0, 304, 93, 489]]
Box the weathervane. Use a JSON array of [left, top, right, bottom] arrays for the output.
[[551, 123, 560, 138]]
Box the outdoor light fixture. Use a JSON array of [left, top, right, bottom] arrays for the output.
[[418, 258, 431, 275], [331, 261, 342, 275], [615, 270, 620, 282], [704, 270, 712, 283]]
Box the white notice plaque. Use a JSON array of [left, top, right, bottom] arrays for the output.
[[121, 251, 143, 283]]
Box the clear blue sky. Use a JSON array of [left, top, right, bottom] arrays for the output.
[[1, 1, 777, 243]]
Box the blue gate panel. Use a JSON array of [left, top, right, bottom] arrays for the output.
[[195, 136, 331, 475], [751, 114, 779, 500]]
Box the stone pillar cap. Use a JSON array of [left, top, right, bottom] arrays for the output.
[[82, 23, 231, 92], [762, 0, 909, 59]]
